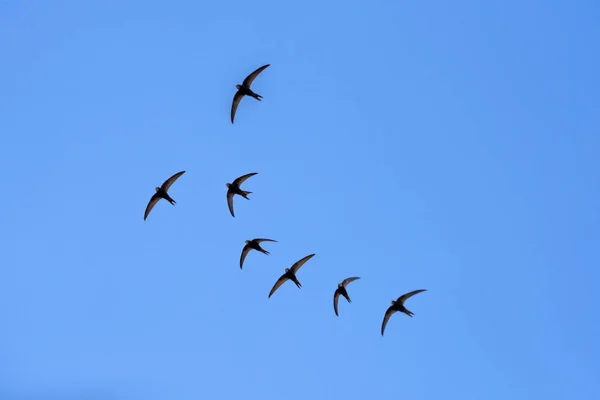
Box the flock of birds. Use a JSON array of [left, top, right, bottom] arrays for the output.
[[142, 64, 426, 336]]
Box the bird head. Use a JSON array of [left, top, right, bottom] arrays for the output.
[[155, 187, 161, 192], [226, 183, 231, 188], [285, 268, 290, 273], [245, 240, 250, 244], [391, 300, 396, 305], [338, 283, 343, 288], [236, 84, 242, 90]]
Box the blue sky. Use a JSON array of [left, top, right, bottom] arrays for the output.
[[1, 1, 599, 399]]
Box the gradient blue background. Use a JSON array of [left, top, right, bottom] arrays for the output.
[[1, 1, 599, 399]]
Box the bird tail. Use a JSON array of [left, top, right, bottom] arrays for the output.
[[405, 309, 414, 317], [261, 249, 270, 255], [252, 93, 263, 101], [242, 190, 252, 199]]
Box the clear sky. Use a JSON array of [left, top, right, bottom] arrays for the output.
[[1, 1, 599, 399]]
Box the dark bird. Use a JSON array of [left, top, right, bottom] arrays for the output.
[[226, 172, 258, 217], [231, 64, 270, 124], [144, 170, 186, 221], [240, 238, 277, 269], [268, 254, 315, 298], [381, 289, 427, 336], [333, 277, 361, 316]]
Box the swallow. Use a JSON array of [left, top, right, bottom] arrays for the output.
[[381, 289, 427, 336], [333, 277, 361, 316], [231, 64, 270, 124], [144, 170, 186, 221], [226, 172, 258, 217], [240, 238, 277, 269], [268, 254, 315, 298]]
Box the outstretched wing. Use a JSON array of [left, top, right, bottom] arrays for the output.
[[398, 289, 427, 305], [333, 289, 341, 317], [239, 245, 252, 269], [381, 306, 398, 336], [232, 172, 258, 186], [290, 253, 315, 274], [341, 276, 360, 287], [254, 238, 277, 243], [144, 193, 162, 221], [227, 190, 235, 217], [161, 170, 186, 191], [242, 64, 270, 87], [231, 91, 244, 124], [268, 273, 289, 298]]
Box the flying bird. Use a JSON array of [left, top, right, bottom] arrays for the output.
[[268, 254, 315, 298], [333, 277, 361, 316], [143, 170, 186, 221], [231, 64, 270, 124], [240, 238, 277, 269], [226, 172, 258, 217], [381, 289, 427, 336]]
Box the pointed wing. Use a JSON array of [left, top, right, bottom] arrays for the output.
[[161, 170, 186, 191], [254, 238, 277, 243], [268, 273, 289, 298], [144, 193, 162, 221], [232, 172, 258, 186], [240, 245, 252, 269], [381, 306, 398, 336], [341, 276, 360, 287], [242, 64, 270, 87], [398, 289, 427, 305], [227, 190, 235, 217], [290, 253, 315, 274], [333, 289, 341, 317], [231, 91, 244, 124]]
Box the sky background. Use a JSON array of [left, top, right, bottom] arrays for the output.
[[1, 1, 599, 399]]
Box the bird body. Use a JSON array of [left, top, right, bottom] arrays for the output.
[[231, 64, 270, 123], [155, 187, 175, 204], [333, 277, 360, 316], [144, 171, 186, 221], [268, 254, 315, 298], [226, 172, 258, 217], [381, 289, 427, 336], [240, 238, 277, 269]]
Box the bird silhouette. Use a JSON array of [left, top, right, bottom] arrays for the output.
[[333, 277, 361, 316], [268, 254, 315, 298], [240, 238, 277, 269], [226, 172, 258, 217], [143, 171, 186, 221], [231, 64, 270, 124], [381, 289, 427, 336]]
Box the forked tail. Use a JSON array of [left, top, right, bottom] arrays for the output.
[[242, 190, 252, 199]]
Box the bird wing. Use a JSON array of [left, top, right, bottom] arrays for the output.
[[333, 289, 341, 317], [231, 91, 244, 124], [381, 306, 398, 336], [341, 276, 360, 287], [161, 170, 186, 191], [239, 245, 252, 269], [144, 193, 162, 221], [227, 190, 235, 217], [290, 253, 315, 274], [398, 289, 427, 305], [254, 238, 277, 243], [242, 64, 270, 87], [268, 273, 289, 298], [232, 172, 258, 186]]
